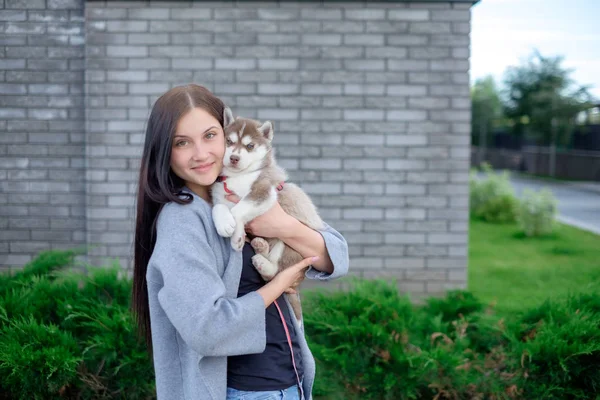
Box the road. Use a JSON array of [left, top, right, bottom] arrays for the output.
[[509, 175, 600, 235]]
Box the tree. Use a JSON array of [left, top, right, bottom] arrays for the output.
[[503, 51, 593, 147], [471, 75, 503, 164]]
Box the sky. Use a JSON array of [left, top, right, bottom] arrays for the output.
[[470, 0, 600, 101]]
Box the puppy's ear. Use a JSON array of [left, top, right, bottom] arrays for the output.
[[257, 121, 273, 142], [223, 107, 234, 127]]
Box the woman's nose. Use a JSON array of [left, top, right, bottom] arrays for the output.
[[192, 143, 208, 160]]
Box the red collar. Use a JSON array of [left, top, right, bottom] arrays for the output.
[[216, 176, 234, 195], [217, 176, 285, 195]]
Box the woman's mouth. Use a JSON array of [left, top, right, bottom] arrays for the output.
[[192, 162, 214, 173]]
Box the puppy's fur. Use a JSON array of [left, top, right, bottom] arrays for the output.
[[211, 108, 324, 321]]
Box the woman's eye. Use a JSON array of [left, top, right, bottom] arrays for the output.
[[175, 140, 188, 147], [246, 143, 254, 150], [206, 132, 216, 139]]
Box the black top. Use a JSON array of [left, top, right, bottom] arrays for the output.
[[227, 242, 304, 391]]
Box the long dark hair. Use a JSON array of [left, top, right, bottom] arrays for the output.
[[132, 84, 225, 356]]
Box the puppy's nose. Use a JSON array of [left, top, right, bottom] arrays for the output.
[[230, 155, 240, 165]]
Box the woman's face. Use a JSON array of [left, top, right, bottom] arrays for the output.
[[170, 107, 225, 199]]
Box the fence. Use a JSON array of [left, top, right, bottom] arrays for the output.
[[472, 146, 600, 181]]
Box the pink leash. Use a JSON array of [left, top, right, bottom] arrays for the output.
[[273, 299, 304, 400]]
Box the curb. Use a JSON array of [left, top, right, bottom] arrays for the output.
[[556, 215, 600, 236]]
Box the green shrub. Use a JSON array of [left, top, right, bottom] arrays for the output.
[[470, 163, 519, 223], [3, 251, 600, 400], [0, 250, 154, 399], [305, 278, 600, 400], [518, 188, 557, 237]]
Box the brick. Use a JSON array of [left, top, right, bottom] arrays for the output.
[[388, 59, 428, 71], [366, 47, 408, 59], [301, 84, 342, 96], [387, 34, 428, 46], [321, 47, 363, 59], [409, 97, 450, 109], [172, 58, 212, 70], [409, 22, 451, 34], [300, 9, 342, 20], [128, 8, 169, 20], [5, 22, 45, 34], [300, 158, 341, 170], [363, 246, 405, 257], [431, 35, 469, 46], [344, 60, 384, 71], [258, 59, 298, 70], [257, 9, 298, 20], [257, 109, 298, 120], [386, 208, 426, 220], [406, 245, 447, 257], [431, 10, 470, 22], [301, 109, 342, 120], [350, 258, 383, 270], [343, 208, 383, 220], [449, 245, 468, 257], [215, 58, 256, 70], [345, 9, 385, 20], [322, 21, 364, 33], [0, 10, 26, 21], [387, 110, 427, 121], [406, 221, 447, 232], [170, 8, 211, 19], [388, 9, 430, 21], [410, 47, 451, 59], [344, 34, 384, 46], [107, 45, 147, 57], [47, 23, 82, 35], [0, 60, 26, 70], [343, 159, 384, 170], [427, 258, 465, 269], [343, 110, 384, 121], [386, 159, 426, 170], [431, 59, 469, 71], [48, 0, 79, 9], [385, 233, 426, 244], [302, 34, 341, 46]]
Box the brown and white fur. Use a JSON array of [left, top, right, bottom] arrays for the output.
[[211, 107, 324, 321]]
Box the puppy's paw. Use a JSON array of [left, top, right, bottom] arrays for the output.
[[230, 230, 246, 252], [212, 204, 235, 237], [251, 254, 277, 281], [250, 237, 269, 255]]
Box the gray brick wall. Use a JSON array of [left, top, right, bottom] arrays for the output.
[[2, 0, 473, 300], [0, 0, 85, 269]]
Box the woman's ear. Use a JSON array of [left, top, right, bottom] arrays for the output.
[[223, 107, 234, 127]]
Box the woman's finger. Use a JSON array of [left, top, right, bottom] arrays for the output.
[[294, 256, 318, 271]]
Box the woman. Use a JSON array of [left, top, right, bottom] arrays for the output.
[[132, 84, 349, 400]]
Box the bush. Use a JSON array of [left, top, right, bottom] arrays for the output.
[[4, 251, 600, 400], [304, 278, 600, 400], [0, 250, 155, 399], [470, 163, 520, 223], [518, 188, 557, 236]]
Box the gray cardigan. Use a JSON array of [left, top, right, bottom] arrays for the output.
[[146, 187, 349, 400]]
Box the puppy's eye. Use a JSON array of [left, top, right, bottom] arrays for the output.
[[246, 143, 254, 150], [226, 138, 233, 146]]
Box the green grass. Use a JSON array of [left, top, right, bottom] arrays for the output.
[[468, 219, 600, 314]]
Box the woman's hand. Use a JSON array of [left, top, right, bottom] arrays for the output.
[[257, 256, 318, 307], [225, 194, 294, 238]]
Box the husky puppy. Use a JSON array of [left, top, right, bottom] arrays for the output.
[[211, 107, 324, 321]]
